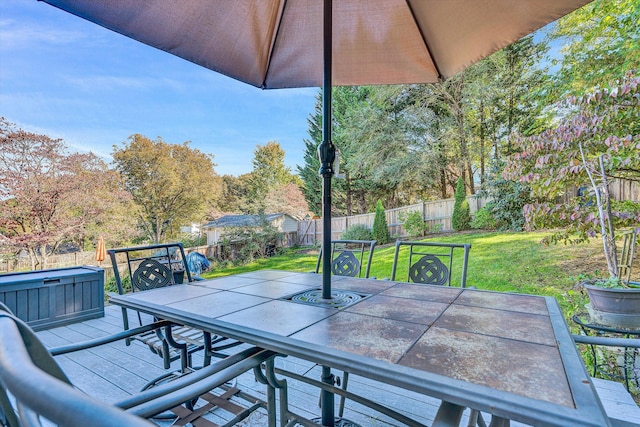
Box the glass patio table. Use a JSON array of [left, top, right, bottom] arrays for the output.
[[109, 270, 610, 427]]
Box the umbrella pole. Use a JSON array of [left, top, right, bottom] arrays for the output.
[[319, 1, 335, 426]]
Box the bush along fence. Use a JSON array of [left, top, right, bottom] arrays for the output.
[[297, 196, 487, 246]]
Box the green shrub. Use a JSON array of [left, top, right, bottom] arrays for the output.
[[372, 199, 391, 244], [399, 210, 426, 237], [452, 177, 471, 231], [341, 224, 373, 241], [471, 207, 498, 230], [105, 273, 131, 294], [220, 220, 283, 263], [477, 159, 530, 231]]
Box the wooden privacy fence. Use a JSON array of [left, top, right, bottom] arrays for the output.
[[297, 196, 487, 246]]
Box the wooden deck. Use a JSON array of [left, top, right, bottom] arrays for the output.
[[34, 305, 639, 426]]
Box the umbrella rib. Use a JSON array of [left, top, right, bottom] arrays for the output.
[[261, 0, 289, 89], [404, 0, 445, 82]]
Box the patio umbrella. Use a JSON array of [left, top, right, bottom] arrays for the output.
[[95, 236, 106, 263], [40, 1, 592, 424], [41, 0, 589, 296]]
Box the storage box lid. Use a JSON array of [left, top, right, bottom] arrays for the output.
[[0, 267, 103, 285]]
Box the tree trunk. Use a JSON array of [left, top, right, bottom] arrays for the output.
[[345, 171, 353, 216], [599, 156, 618, 277], [479, 97, 486, 185], [580, 146, 618, 278], [440, 170, 447, 199], [40, 244, 48, 271]]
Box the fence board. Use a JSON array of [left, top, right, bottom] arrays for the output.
[[297, 196, 484, 245]]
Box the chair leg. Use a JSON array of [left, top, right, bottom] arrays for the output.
[[338, 371, 349, 418], [254, 357, 288, 427]]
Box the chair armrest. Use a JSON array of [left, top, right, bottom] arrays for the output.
[[572, 334, 640, 349], [0, 317, 155, 427], [119, 347, 279, 419], [49, 320, 174, 356]]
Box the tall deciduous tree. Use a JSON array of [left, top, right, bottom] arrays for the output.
[[112, 134, 220, 243], [505, 73, 640, 277], [246, 141, 298, 213], [217, 174, 252, 214], [0, 118, 128, 269], [263, 183, 310, 219], [547, 0, 640, 98]]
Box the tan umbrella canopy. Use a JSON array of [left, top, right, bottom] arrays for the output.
[[42, 0, 589, 88], [39, 2, 592, 423]]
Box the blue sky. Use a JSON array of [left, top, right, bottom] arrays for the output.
[[0, 0, 318, 176]]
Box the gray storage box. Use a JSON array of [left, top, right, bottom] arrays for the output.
[[0, 266, 104, 331]]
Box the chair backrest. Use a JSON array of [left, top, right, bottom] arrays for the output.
[[618, 229, 638, 285], [108, 243, 194, 295], [0, 311, 153, 427], [391, 241, 471, 287], [315, 240, 376, 278]]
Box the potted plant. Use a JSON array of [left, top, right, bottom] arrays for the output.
[[579, 274, 640, 328]]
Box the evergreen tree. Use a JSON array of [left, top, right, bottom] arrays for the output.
[[452, 177, 471, 231], [372, 199, 391, 245]]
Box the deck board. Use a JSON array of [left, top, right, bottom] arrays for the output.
[[29, 305, 636, 426]]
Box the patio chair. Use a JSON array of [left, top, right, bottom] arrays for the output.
[[0, 306, 281, 427], [108, 243, 241, 379], [618, 229, 638, 285], [391, 241, 471, 287], [314, 239, 377, 278]]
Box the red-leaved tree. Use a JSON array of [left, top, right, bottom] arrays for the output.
[[0, 118, 131, 269], [505, 73, 640, 280]]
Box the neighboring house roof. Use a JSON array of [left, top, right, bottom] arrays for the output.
[[203, 213, 289, 229]]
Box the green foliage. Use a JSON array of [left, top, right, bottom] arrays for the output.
[[340, 224, 373, 241], [177, 232, 207, 248], [477, 159, 531, 231], [452, 177, 471, 231], [399, 210, 426, 237], [219, 220, 283, 264], [471, 207, 497, 230], [372, 200, 391, 245], [246, 141, 298, 213], [546, 0, 640, 98], [575, 273, 628, 289], [105, 274, 131, 294], [112, 134, 219, 243], [505, 72, 640, 247], [431, 223, 444, 233]]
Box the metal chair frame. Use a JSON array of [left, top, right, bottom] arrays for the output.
[[0, 307, 281, 427], [573, 314, 640, 392], [108, 243, 240, 373], [391, 241, 471, 288], [315, 239, 377, 278]]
